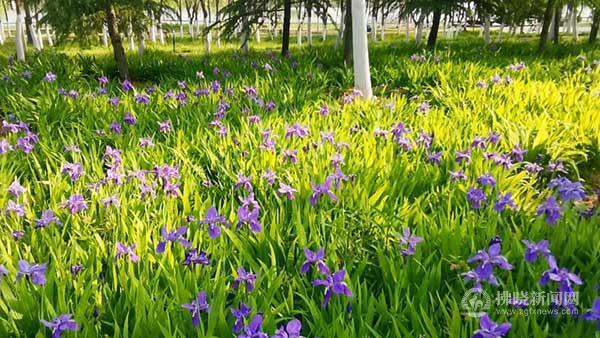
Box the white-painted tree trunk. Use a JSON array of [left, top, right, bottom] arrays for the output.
[[37, 27, 44, 49], [405, 19, 410, 41], [16, 14, 25, 61], [30, 23, 42, 51], [322, 22, 327, 41], [572, 6, 578, 41], [179, 22, 184, 38], [128, 25, 135, 52], [497, 22, 504, 41], [102, 25, 108, 46], [307, 8, 312, 45], [189, 22, 194, 39], [138, 34, 145, 56], [380, 14, 385, 40], [150, 21, 156, 43], [351, 0, 372, 99], [549, 10, 556, 41], [371, 14, 376, 40], [204, 17, 211, 53], [241, 23, 249, 53], [46, 26, 53, 46], [0, 20, 4, 45], [255, 25, 260, 42], [159, 28, 165, 45], [415, 15, 424, 46], [483, 15, 491, 44]]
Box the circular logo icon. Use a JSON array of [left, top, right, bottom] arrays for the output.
[[461, 289, 491, 317]]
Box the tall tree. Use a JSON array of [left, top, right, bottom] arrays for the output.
[[43, 0, 161, 79], [591, 6, 599, 43], [282, 0, 292, 55], [351, 0, 372, 98], [15, 0, 26, 61], [538, 0, 556, 52]]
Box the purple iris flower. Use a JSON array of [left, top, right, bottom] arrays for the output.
[[449, 170, 467, 182], [12, 229, 25, 240], [231, 303, 252, 333], [70, 263, 84, 276], [472, 313, 511, 338], [426, 151, 442, 165], [158, 120, 172, 133], [262, 170, 277, 185], [123, 112, 137, 125], [312, 269, 352, 307], [399, 227, 423, 256], [44, 72, 57, 82], [200, 207, 229, 239], [182, 291, 209, 327], [285, 123, 309, 139], [539, 255, 582, 291], [272, 319, 302, 338], [582, 299, 600, 330], [0, 265, 8, 281], [156, 226, 190, 253], [8, 179, 25, 197], [321, 131, 335, 144], [121, 79, 134, 92], [98, 75, 109, 86], [237, 205, 261, 232], [0, 139, 13, 154], [139, 137, 154, 148], [236, 173, 253, 192], [536, 196, 562, 225], [5, 200, 25, 217], [510, 144, 527, 162], [522, 240, 551, 263], [462, 263, 498, 293], [493, 154, 512, 170], [477, 174, 496, 187], [183, 249, 210, 266], [455, 149, 471, 164], [300, 248, 330, 274], [548, 177, 586, 202], [471, 136, 487, 149], [310, 176, 337, 206], [319, 105, 330, 116], [468, 243, 513, 270], [233, 267, 257, 292], [493, 192, 516, 212], [116, 242, 139, 263], [467, 188, 487, 209], [60, 162, 84, 181], [329, 167, 349, 189], [61, 194, 87, 214], [282, 149, 298, 164], [237, 314, 268, 338], [41, 314, 79, 338], [523, 162, 543, 174], [277, 183, 297, 200], [35, 210, 61, 228], [15, 260, 47, 285], [547, 160, 566, 173]]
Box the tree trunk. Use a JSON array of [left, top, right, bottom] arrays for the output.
[[343, 0, 352, 67], [138, 34, 145, 56], [281, 0, 291, 55], [483, 14, 491, 44], [241, 16, 249, 53], [427, 8, 441, 50], [24, 5, 33, 44], [552, 6, 560, 44], [571, 4, 578, 41], [102, 25, 108, 46], [15, 0, 25, 61], [46, 25, 53, 46], [351, 0, 372, 98], [297, 4, 303, 46], [106, 3, 129, 79], [370, 7, 377, 40], [590, 9, 599, 43], [380, 11, 385, 40], [415, 13, 424, 46], [405, 17, 410, 41], [538, 0, 556, 52], [307, 1, 312, 46], [0, 18, 4, 45]]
